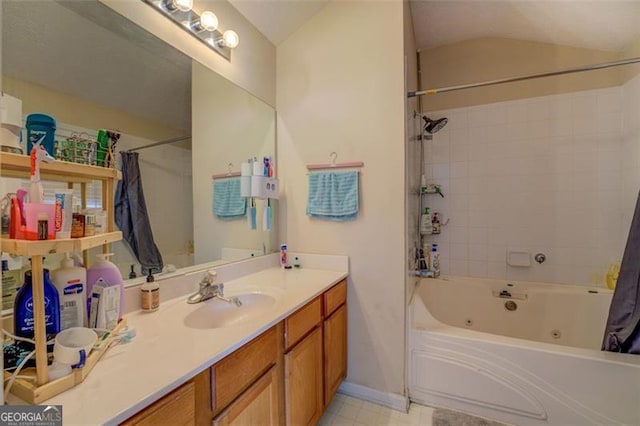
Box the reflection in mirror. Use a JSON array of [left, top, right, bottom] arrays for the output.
[[0, 0, 276, 297]]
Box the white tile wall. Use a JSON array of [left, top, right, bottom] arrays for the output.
[[422, 85, 636, 286]]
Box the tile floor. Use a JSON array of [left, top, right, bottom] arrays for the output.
[[319, 393, 435, 426]]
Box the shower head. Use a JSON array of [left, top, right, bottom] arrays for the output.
[[423, 116, 448, 134]]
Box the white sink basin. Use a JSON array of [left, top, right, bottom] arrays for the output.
[[183, 293, 277, 329]]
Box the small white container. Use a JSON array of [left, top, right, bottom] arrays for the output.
[[53, 327, 97, 367]]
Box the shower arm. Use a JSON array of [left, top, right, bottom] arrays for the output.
[[408, 56, 640, 98]]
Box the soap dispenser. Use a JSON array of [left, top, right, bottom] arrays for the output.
[[141, 271, 160, 312]]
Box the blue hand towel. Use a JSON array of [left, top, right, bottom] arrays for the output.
[[307, 171, 359, 221], [213, 178, 246, 219]]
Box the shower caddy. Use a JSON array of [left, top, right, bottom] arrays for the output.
[[0, 152, 125, 403]]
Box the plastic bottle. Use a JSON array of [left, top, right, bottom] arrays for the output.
[[606, 262, 621, 290], [51, 253, 87, 329], [2, 259, 21, 311], [14, 268, 61, 343], [429, 244, 440, 277], [420, 208, 432, 235], [432, 212, 441, 235], [141, 271, 160, 312], [87, 253, 124, 319], [280, 244, 288, 268]]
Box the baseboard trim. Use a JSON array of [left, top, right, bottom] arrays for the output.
[[338, 381, 409, 413]]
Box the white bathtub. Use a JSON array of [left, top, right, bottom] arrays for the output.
[[409, 276, 640, 425]]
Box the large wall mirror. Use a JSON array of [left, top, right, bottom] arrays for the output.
[[0, 0, 276, 294]]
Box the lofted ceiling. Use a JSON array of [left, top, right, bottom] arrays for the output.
[[228, 0, 327, 45], [410, 0, 640, 52], [2, 0, 192, 135], [230, 0, 640, 53]]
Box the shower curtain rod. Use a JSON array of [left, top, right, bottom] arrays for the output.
[[407, 56, 640, 98], [128, 135, 191, 152]]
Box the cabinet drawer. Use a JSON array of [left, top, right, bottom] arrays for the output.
[[323, 280, 346, 317], [121, 381, 195, 425], [285, 298, 321, 351], [212, 327, 277, 415]]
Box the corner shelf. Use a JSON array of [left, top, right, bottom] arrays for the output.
[[1, 232, 122, 256]]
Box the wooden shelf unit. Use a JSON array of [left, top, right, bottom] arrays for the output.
[[1, 232, 122, 256], [0, 152, 121, 182], [0, 151, 122, 399]]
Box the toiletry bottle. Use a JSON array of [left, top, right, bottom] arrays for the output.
[[87, 253, 124, 320], [293, 256, 301, 269], [14, 268, 61, 345], [51, 253, 87, 329], [420, 208, 432, 235], [280, 244, 288, 268], [2, 260, 20, 311], [37, 213, 48, 240], [432, 212, 441, 235], [606, 262, 621, 290], [429, 244, 440, 278], [141, 271, 160, 312]]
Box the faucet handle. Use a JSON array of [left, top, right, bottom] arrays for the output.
[[200, 269, 218, 288]]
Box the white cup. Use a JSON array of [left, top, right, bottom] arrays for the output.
[[53, 327, 98, 368]]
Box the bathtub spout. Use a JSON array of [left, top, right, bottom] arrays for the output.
[[499, 290, 512, 298]]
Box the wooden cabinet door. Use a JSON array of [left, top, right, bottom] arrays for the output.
[[213, 366, 279, 426], [284, 327, 323, 426], [324, 304, 347, 406], [121, 381, 195, 426]]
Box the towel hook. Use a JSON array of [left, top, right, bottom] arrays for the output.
[[330, 152, 338, 166]]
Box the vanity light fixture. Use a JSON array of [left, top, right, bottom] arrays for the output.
[[144, 0, 238, 61]]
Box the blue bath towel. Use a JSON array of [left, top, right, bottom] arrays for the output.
[[213, 178, 246, 219], [307, 171, 359, 221]]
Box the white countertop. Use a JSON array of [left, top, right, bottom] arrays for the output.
[[33, 265, 347, 425]]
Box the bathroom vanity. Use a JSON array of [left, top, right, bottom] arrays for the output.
[[32, 257, 348, 425], [122, 279, 346, 425]]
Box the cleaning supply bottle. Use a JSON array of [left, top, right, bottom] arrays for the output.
[[14, 268, 61, 343], [51, 253, 87, 329], [606, 262, 621, 290], [420, 208, 432, 235], [87, 253, 124, 320]]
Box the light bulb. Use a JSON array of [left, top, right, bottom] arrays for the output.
[[173, 0, 192, 12], [199, 11, 218, 31], [222, 30, 239, 48]]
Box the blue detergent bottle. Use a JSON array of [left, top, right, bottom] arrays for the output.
[[14, 268, 61, 343]]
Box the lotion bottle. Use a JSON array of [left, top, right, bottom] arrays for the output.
[[51, 253, 87, 329]]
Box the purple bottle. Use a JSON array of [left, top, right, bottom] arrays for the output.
[[87, 253, 124, 320]]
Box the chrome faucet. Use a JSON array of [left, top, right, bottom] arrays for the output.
[[187, 269, 242, 306]]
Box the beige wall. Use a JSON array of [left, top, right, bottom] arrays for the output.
[[621, 35, 640, 83], [420, 37, 624, 111], [100, 0, 276, 107], [191, 61, 276, 264], [277, 0, 406, 395], [2, 76, 182, 142]]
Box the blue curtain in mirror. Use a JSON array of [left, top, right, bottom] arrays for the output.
[[115, 151, 164, 275]]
